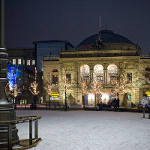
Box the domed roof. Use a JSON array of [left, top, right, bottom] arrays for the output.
[[78, 30, 134, 46]]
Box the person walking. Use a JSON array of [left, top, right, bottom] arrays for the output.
[[141, 94, 148, 118]]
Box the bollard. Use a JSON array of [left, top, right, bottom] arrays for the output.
[[29, 120, 32, 145], [143, 108, 145, 118], [35, 120, 38, 139]]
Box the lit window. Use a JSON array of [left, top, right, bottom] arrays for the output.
[[127, 73, 132, 83], [110, 76, 116, 83], [66, 74, 71, 84], [32, 60, 35, 65], [27, 60, 30, 65], [18, 59, 21, 65], [97, 76, 103, 82], [52, 75, 58, 85], [84, 76, 89, 84], [53, 69, 58, 72], [80, 64, 90, 84], [13, 59, 16, 65], [23, 59, 25, 65]]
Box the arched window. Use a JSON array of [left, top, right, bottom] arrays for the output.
[[107, 64, 118, 83], [53, 69, 58, 72], [51, 69, 58, 85], [80, 65, 90, 84], [93, 64, 103, 82], [52, 75, 58, 85]]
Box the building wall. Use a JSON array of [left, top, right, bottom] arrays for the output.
[[7, 49, 35, 72], [42, 54, 150, 107], [7, 49, 35, 104], [34, 41, 74, 73]]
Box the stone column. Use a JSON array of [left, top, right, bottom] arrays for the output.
[[90, 69, 93, 83], [103, 69, 107, 84]]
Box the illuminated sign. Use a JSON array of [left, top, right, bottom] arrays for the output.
[[145, 91, 150, 97], [50, 92, 59, 97], [50, 97, 59, 100]]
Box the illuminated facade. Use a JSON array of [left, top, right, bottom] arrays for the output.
[[43, 30, 150, 107]]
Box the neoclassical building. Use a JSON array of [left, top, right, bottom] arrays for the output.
[[43, 30, 150, 107]]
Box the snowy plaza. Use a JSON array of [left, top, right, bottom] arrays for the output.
[[14, 110, 150, 150]]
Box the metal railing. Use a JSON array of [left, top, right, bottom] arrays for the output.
[[0, 115, 42, 150]]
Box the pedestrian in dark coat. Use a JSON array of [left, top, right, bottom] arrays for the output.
[[117, 98, 119, 109]]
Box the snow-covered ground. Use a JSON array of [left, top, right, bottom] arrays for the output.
[[15, 110, 150, 150]]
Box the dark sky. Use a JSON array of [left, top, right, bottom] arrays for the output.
[[5, 0, 150, 55]]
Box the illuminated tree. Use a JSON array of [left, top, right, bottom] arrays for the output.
[[6, 64, 23, 104], [136, 66, 150, 100], [5, 76, 21, 105], [29, 67, 39, 104], [78, 65, 90, 109], [43, 72, 57, 109], [90, 78, 103, 109], [111, 70, 132, 107], [61, 68, 71, 110], [78, 77, 88, 109]]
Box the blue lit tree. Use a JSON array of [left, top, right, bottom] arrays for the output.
[[7, 63, 23, 103]]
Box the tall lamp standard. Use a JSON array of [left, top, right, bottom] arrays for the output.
[[0, 0, 19, 148], [65, 85, 67, 111]]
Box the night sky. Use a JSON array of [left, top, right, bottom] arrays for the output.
[[5, 0, 150, 55]]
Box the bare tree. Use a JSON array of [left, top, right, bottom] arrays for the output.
[[111, 70, 132, 107], [29, 67, 39, 105]]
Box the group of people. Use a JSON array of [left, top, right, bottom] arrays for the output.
[[113, 98, 119, 111]]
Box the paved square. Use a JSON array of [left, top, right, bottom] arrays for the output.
[[15, 110, 150, 150]]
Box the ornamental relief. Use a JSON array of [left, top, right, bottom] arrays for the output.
[[66, 66, 72, 71]]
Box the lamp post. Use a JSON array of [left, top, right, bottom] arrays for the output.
[[65, 85, 67, 111], [82, 95, 85, 110], [95, 93, 97, 110], [62, 68, 68, 111], [0, 0, 19, 148]]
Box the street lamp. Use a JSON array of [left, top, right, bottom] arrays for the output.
[[65, 85, 67, 111]]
